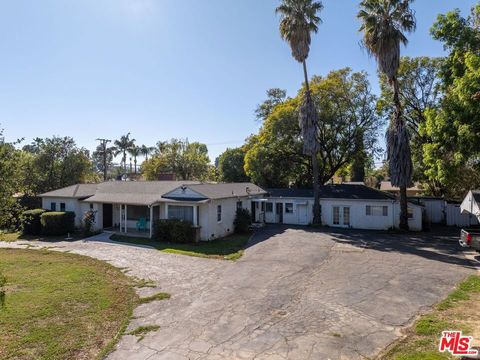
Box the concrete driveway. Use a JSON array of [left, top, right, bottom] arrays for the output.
[[1, 226, 477, 359]]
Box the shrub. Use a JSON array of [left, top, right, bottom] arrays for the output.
[[153, 219, 194, 243], [21, 209, 47, 235], [234, 208, 251, 234], [82, 210, 97, 235], [40, 211, 75, 236]]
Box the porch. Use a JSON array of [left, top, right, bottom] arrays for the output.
[[102, 202, 201, 239]]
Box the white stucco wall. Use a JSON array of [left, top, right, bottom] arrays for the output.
[[264, 197, 423, 231], [42, 197, 103, 230], [41, 197, 82, 227]]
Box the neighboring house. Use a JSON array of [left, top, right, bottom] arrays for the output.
[[40, 181, 266, 241], [460, 190, 480, 223], [258, 184, 423, 231], [380, 181, 424, 196]]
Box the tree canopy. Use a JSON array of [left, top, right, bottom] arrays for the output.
[[142, 139, 211, 181], [244, 68, 381, 188]]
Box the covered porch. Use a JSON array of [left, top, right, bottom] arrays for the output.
[[107, 202, 202, 239]]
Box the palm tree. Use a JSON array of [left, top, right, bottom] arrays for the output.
[[358, 0, 416, 230], [276, 0, 323, 225], [140, 144, 155, 161], [128, 145, 141, 174], [114, 133, 135, 172]]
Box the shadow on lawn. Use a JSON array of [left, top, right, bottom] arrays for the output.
[[247, 224, 478, 270]]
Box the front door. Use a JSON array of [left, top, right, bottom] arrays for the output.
[[276, 203, 283, 223], [103, 203, 113, 228], [297, 204, 308, 225], [332, 206, 350, 227]]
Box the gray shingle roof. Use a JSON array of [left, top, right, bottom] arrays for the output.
[[40, 181, 266, 205], [188, 183, 267, 199], [85, 181, 200, 205], [268, 184, 396, 201], [39, 184, 98, 199]]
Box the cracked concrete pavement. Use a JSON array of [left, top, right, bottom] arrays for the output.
[[1, 225, 478, 359]]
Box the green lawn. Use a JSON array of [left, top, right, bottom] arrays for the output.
[[0, 248, 138, 360], [0, 231, 85, 243], [109, 233, 252, 260], [383, 275, 480, 359]]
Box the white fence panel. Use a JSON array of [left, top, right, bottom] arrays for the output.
[[446, 203, 480, 227]]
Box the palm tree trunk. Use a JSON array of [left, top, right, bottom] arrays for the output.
[[303, 60, 321, 225], [393, 77, 409, 231], [134, 156, 137, 174]]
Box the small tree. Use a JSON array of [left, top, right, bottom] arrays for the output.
[[234, 208, 251, 234], [82, 210, 97, 236]]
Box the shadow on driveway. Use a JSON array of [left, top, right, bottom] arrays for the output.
[[247, 224, 478, 270]]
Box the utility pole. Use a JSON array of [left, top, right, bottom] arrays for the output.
[[96, 138, 111, 181]]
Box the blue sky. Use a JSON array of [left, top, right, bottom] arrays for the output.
[[0, 0, 475, 163]]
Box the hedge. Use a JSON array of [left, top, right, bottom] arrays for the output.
[[21, 209, 47, 235], [40, 211, 75, 236], [153, 219, 195, 243]]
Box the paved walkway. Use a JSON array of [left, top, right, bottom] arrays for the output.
[[1, 226, 478, 359]]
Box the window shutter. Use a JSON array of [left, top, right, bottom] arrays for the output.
[[366, 205, 371, 216]]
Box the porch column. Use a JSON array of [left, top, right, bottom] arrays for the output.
[[119, 205, 122, 232], [124, 204, 128, 233], [193, 205, 198, 226], [165, 203, 168, 219], [149, 205, 153, 238]]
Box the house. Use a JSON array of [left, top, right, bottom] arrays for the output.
[[40, 181, 266, 240], [255, 184, 423, 231], [460, 190, 480, 224], [380, 181, 424, 196]]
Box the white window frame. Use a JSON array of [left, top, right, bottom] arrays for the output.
[[285, 203, 294, 214]]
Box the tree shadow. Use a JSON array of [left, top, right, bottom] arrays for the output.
[[247, 224, 478, 270]]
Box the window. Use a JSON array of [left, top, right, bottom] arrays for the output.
[[50, 202, 56, 211], [343, 207, 350, 226], [265, 202, 273, 213], [261, 202, 265, 211], [333, 206, 340, 225], [89, 203, 94, 210], [168, 206, 194, 223], [236, 201, 242, 209], [366, 205, 388, 216], [285, 203, 293, 213], [127, 205, 150, 221], [217, 205, 222, 222], [408, 208, 414, 219], [60, 203, 66, 211]]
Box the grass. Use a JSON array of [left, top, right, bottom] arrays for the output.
[[138, 292, 171, 304], [110, 232, 252, 260], [0, 248, 138, 360], [128, 325, 160, 342], [382, 275, 480, 359], [0, 231, 87, 243]]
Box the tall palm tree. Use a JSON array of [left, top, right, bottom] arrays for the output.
[[140, 144, 155, 161], [114, 133, 135, 172], [276, 0, 323, 225], [128, 145, 141, 174], [358, 0, 416, 230]]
